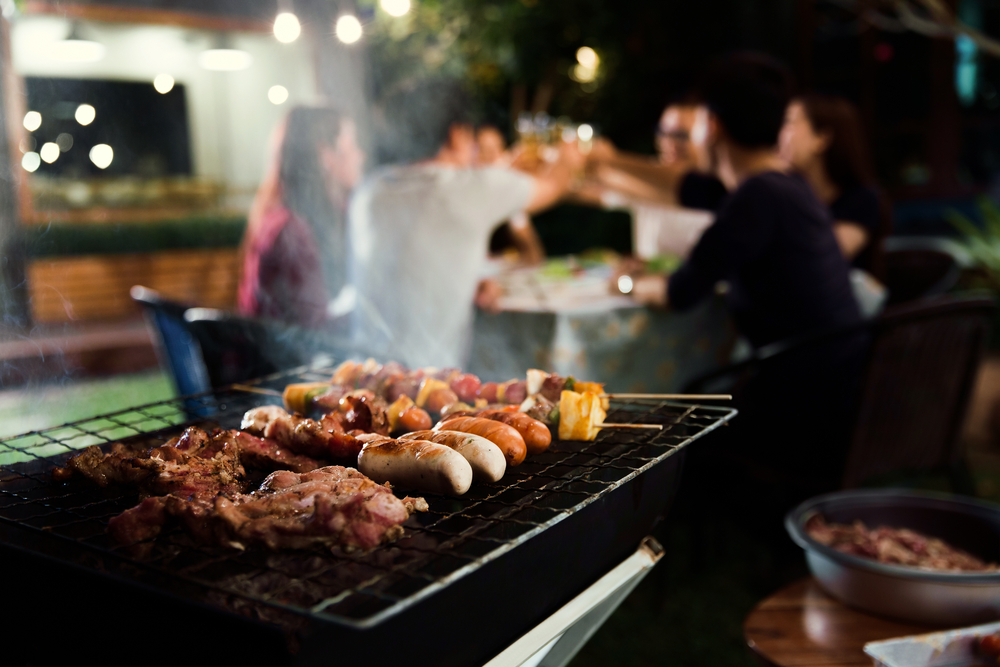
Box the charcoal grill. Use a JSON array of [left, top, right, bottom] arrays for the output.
[[0, 364, 735, 666]]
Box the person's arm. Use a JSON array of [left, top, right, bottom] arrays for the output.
[[833, 221, 870, 260], [587, 138, 686, 205], [668, 184, 774, 311], [523, 141, 585, 214]]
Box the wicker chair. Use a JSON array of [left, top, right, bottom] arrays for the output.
[[684, 296, 996, 492], [841, 296, 994, 490]]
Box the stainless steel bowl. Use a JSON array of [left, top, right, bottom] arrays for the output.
[[786, 489, 1000, 625]]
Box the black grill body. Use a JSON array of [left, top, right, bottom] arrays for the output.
[[0, 367, 734, 665]]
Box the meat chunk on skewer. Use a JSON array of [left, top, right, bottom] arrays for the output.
[[241, 406, 364, 459]]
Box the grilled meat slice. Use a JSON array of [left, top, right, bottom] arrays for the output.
[[53, 444, 152, 486], [109, 466, 426, 552], [241, 406, 363, 459], [224, 430, 322, 474], [54, 427, 244, 500]]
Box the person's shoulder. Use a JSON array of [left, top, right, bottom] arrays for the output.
[[726, 171, 796, 204]]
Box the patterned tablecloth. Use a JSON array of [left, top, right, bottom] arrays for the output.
[[467, 295, 734, 392]]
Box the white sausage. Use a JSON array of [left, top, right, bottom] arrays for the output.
[[358, 438, 472, 497], [399, 430, 506, 483]]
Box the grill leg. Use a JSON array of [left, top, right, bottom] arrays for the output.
[[485, 536, 665, 667]]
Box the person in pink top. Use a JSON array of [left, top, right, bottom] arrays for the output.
[[238, 106, 364, 327]]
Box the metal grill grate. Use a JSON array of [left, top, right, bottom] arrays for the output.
[[0, 364, 735, 632]]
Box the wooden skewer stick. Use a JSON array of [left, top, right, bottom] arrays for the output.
[[231, 384, 283, 397], [602, 393, 732, 401], [596, 423, 664, 430]]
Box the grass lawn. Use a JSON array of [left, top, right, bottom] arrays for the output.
[[0, 371, 174, 440]]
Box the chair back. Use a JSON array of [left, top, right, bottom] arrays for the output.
[[130, 286, 210, 396], [842, 296, 996, 488], [883, 248, 960, 305]]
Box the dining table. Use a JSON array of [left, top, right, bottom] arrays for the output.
[[744, 577, 948, 667], [466, 258, 734, 391]]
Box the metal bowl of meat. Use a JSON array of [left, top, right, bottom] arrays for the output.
[[786, 489, 1000, 625]]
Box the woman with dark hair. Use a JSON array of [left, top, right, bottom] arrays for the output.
[[780, 94, 890, 277], [238, 106, 364, 327]]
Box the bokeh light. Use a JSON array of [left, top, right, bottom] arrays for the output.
[[268, 85, 289, 105], [23, 111, 41, 132], [576, 46, 599, 69], [153, 73, 175, 94], [50, 39, 105, 63], [274, 12, 301, 43], [89, 144, 113, 169], [617, 275, 634, 294], [56, 133, 74, 151], [21, 152, 40, 173], [380, 0, 411, 17], [335, 15, 363, 44], [75, 104, 96, 126], [199, 49, 253, 71], [39, 142, 60, 164], [577, 123, 594, 142]]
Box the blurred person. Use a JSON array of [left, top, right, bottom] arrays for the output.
[[238, 106, 364, 327], [349, 80, 581, 368], [579, 101, 727, 261], [625, 53, 866, 496], [477, 124, 546, 266], [780, 94, 890, 278], [585, 100, 728, 213]]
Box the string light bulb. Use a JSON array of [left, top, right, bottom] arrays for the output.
[[89, 144, 113, 169], [23, 111, 41, 132], [153, 73, 175, 94], [75, 104, 96, 126], [40, 142, 60, 164], [268, 85, 289, 105], [380, 0, 411, 17], [335, 15, 363, 44], [274, 12, 301, 43]]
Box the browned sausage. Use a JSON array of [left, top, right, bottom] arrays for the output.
[[473, 410, 552, 455], [433, 416, 526, 466], [398, 406, 432, 432]]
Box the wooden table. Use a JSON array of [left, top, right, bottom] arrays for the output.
[[744, 577, 946, 666]]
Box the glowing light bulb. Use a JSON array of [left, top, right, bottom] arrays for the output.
[[617, 274, 633, 295], [89, 144, 113, 169], [75, 104, 96, 126], [335, 15, 363, 44], [576, 46, 599, 69], [153, 73, 175, 94], [274, 12, 301, 43], [577, 123, 594, 142], [39, 142, 60, 163], [51, 39, 105, 63], [23, 111, 41, 132], [21, 152, 40, 173], [380, 0, 411, 17], [268, 85, 289, 105], [199, 49, 253, 71]]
